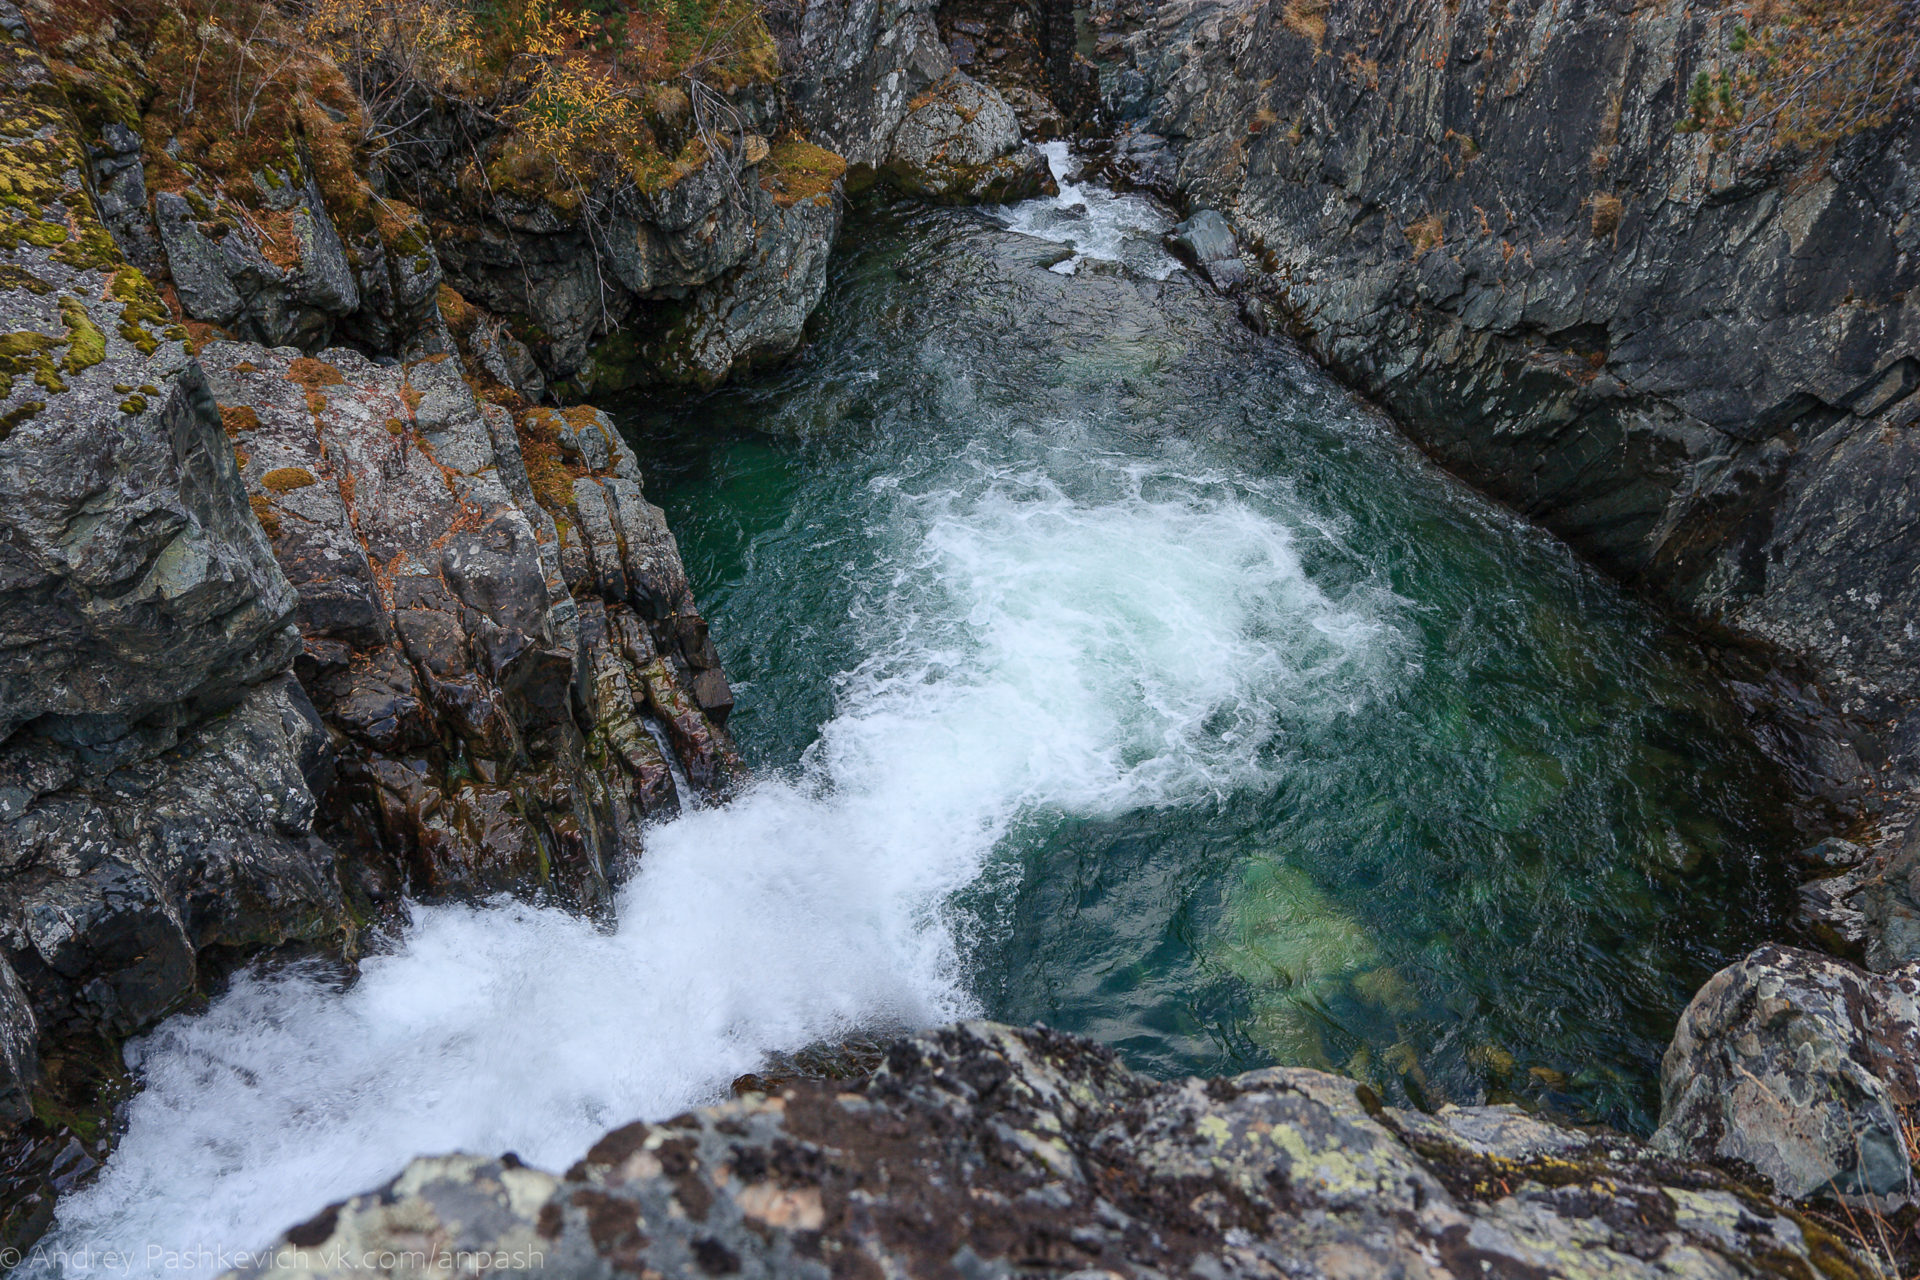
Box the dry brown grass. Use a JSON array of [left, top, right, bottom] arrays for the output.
[[1589, 192, 1623, 239], [1403, 213, 1444, 258], [1283, 0, 1329, 46], [1799, 1109, 1920, 1278]]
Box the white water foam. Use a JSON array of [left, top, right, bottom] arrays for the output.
[[37, 449, 1397, 1273], [990, 141, 1183, 279]]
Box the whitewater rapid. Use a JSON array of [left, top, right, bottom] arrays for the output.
[[36, 422, 1398, 1268]]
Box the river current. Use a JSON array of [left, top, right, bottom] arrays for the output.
[[34, 148, 1797, 1269]]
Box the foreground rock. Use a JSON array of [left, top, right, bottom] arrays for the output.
[[1656, 944, 1920, 1204], [1106, 0, 1919, 807], [243, 1022, 1863, 1280]]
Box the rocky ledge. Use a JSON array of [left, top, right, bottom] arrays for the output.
[[239, 1021, 1865, 1280]]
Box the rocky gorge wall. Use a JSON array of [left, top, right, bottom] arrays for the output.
[[1, 0, 1917, 1261], [1078, 0, 1920, 1227], [0, 0, 1076, 1247], [1100, 0, 1919, 794]]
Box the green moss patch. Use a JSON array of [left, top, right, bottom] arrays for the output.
[[762, 140, 847, 208]]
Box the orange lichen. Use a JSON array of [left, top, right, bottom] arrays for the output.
[[287, 356, 346, 389], [249, 493, 281, 536], [221, 404, 260, 436], [261, 466, 317, 492]]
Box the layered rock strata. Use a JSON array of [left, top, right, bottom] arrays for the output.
[[201, 341, 740, 912], [0, 8, 741, 1244], [1085, 0, 1920, 1211]]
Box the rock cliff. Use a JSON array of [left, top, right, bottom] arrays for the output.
[[0, 3, 744, 1243], [1102, 0, 1918, 793], [1088, 0, 1920, 1223], [237, 1022, 1868, 1280]]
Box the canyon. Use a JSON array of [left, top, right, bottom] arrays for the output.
[[0, 0, 1914, 1270]]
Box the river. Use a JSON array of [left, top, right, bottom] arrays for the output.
[[33, 148, 1796, 1271]]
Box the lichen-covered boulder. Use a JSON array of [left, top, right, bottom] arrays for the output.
[[1655, 944, 1920, 1202], [240, 1022, 1864, 1280]]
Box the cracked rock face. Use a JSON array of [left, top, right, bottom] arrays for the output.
[[240, 1022, 1862, 1280], [0, 20, 300, 750], [202, 342, 741, 911], [0, 14, 345, 1179], [1656, 944, 1920, 1203], [1108, 0, 1920, 745], [775, 0, 1055, 200]]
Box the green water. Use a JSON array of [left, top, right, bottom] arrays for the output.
[[612, 198, 1797, 1132]]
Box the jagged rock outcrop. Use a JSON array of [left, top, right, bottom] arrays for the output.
[[1656, 945, 1920, 1204], [1798, 822, 1920, 972], [241, 1021, 1866, 1280], [1104, 0, 1919, 775], [0, 10, 357, 1240], [373, 0, 1052, 390], [1, 8, 746, 1246], [203, 340, 739, 909], [774, 0, 1055, 200], [28, 0, 1045, 400], [588, 143, 851, 392], [940, 0, 1067, 138]]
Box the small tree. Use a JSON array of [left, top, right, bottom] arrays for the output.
[[1711, 0, 1920, 149]]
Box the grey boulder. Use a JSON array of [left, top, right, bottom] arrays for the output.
[[1655, 944, 1920, 1202]]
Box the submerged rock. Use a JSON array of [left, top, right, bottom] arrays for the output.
[[1656, 944, 1920, 1203], [239, 1022, 1864, 1279]]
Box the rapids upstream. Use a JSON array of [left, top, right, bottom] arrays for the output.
[[32, 149, 1800, 1271]]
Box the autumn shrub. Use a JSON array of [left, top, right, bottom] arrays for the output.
[[1688, 0, 1920, 149], [302, 0, 778, 193]]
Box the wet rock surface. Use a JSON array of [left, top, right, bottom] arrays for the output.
[[1105, 0, 1920, 761], [0, 11, 744, 1244], [242, 1022, 1866, 1280], [201, 342, 740, 909], [0, 11, 347, 1219], [1656, 944, 1920, 1204]]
